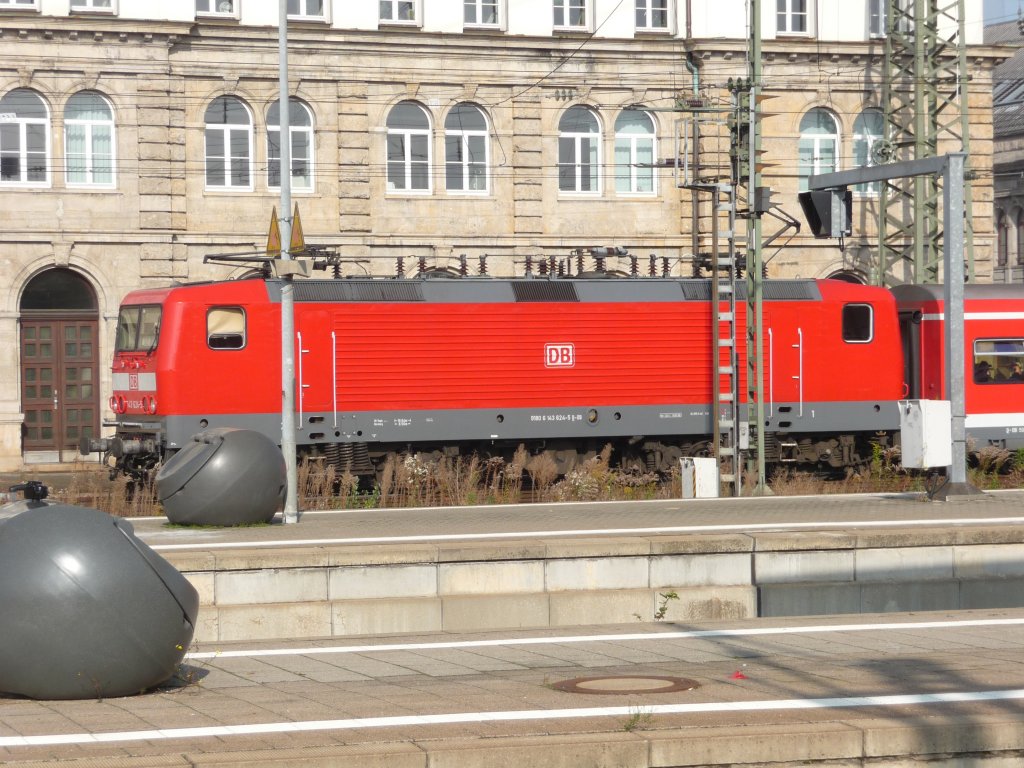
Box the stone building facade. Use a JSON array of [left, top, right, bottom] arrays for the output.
[[0, 0, 997, 470]]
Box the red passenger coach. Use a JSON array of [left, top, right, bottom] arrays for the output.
[[94, 274, 906, 480], [894, 283, 1024, 450]]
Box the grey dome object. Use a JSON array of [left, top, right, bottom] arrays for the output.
[[0, 504, 199, 700], [156, 428, 286, 526]]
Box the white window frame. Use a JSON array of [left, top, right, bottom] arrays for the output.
[[64, 91, 116, 189], [868, 0, 885, 37], [614, 109, 657, 196], [386, 101, 432, 195], [379, 0, 420, 26], [70, 0, 116, 13], [464, 0, 502, 29], [852, 108, 883, 197], [776, 0, 810, 35], [445, 103, 490, 195], [204, 96, 253, 192], [553, 0, 590, 31], [558, 106, 601, 196], [287, 0, 326, 21], [0, 89, 50, 188], [635, 0, 671, 33], [267, 98, 314, 193], [0, 0, 39, 9], [798, 108, 839, 192], [196, 0, 239, 19]]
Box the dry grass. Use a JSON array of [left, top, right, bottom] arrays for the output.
[[19, 442, 1024, 517]]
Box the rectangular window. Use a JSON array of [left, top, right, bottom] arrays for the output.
[[196, 0, 237, 17], [868, 0, 884, 36], [974, 339, 1024, 384], [636, 0, 669, 31], [380, 0, 417, 23], [842, 304, 873, 343], [554, 0, 587, 29], [208, 307, 246, 350], [71, 0, 114, 10], [0, 0, 38, 7], [287, 0, 324, 19], [115, 305, 162, 352], [465, 0, 499, 26], [776, 0, 808, 34]]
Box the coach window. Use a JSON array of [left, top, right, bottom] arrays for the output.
[[973, 339, 1024, 384], [208, 307, 245, 350], [842, 303, 873, 343]]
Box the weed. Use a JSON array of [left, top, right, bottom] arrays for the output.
[[654, 591, 679, 621], [622, 706, 653, 732]]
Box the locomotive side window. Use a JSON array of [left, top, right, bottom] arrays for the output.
[[208, 307, 246, 350], [973, 339, 1024, 384], [842, 303, 873, 343], [115, 305, 161, 352]]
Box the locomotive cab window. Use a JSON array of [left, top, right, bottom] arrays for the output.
[[115, 305, 162, 352], [208, 307, 246, 350], [973, 339, 1024, 384], [842, 303, 873, 343]]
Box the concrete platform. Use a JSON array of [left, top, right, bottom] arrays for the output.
[[3, 490, 1024, 766], [3, 610, 1024, 767], [129, 490, 1024, 643]]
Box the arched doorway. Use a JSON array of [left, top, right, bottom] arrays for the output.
[[19, 268, 99, 463]]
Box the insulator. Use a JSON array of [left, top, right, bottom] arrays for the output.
[[418, 256, 427, 275], [558, 260, 565, 277], [549, 256, 556, 275], [630, 256, 638, 277], [538, 258, 548, 276], [459, 254, 468, 276], [479, 255, 488, 275], [525, 255, 533, 276], [576, 252, 585, 274], [649, 254, 657, 277], [662, 257, 670, 277], [594, 255, 605, 273], [396, 256, 405, 278]]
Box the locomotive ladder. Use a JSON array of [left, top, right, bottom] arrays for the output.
[[710, 183, 742, 496]]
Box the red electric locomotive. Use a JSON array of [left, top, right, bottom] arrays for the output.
[[86, 272, 907, 480]]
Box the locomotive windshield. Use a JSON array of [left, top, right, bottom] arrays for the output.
[[115, 305, 161, 352]]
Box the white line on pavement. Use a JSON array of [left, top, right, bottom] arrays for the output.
[[148, 516, 1024, 551], [3, 688, 1024, 747], [186, 616, 1024, 659]]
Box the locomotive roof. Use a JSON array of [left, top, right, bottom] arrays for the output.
[[262, 277, 827, 304]]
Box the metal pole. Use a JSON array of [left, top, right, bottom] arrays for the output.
[[748, 0, 768, 495], [279, 0, 298, 523], [944, 152, 967, 489]]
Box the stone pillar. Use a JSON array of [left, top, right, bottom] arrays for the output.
[[512, 94, 544, 237], [338, 82, 371, 241]]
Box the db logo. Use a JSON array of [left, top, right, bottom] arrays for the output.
[[545, 343, 575, 368], [128, 373, 139, 390]]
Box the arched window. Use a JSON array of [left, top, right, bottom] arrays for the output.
[[444, 102, 489, 194], [1017, 210, 1024, 267], [614, 108, 656, 195], [997, 210, 1008, 267], [386, 101, 431, 193], [798, 108, 839, 192], [558, 105, 600, 194], [268, 98, 313, 191], [65, 91, 115, 187], [852, 108, 883, 195], [204, 96, 252, 190], [0, 88, 49, 185]]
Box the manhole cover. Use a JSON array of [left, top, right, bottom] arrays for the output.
[[551, 675, 700, 695]]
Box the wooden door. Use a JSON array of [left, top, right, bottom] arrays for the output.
[[20, 318, 99, 455]]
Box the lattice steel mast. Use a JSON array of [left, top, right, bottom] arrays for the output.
[[877, 0, 974, 284]]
